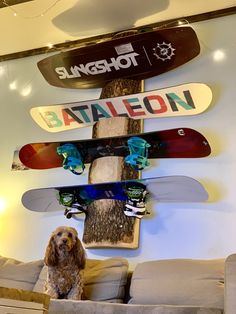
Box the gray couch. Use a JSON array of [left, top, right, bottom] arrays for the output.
[[0, 253, 235, 314]]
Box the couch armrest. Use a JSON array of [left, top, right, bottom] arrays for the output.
[[225, 254, 236, 314]]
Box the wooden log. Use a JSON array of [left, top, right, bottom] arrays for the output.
[[82, 32, 143, 249]]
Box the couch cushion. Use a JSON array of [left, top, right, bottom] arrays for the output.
[[0, 255, 44, 291], [49, 300, 223, 314], [129, 259, 224, 309], [224, 254, 236, 314], [33, 265, 47, 293], [0, 286, 50, 312], [34, 257, 129, 303]]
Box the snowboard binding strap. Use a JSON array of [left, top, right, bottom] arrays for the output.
[[58, 192, 87, 219], [57, 143, 85, 175], [125, 137, 151, 171], [124, 185, 149, 218]]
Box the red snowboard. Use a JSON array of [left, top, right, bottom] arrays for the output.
[[18, 128, 211, 170]]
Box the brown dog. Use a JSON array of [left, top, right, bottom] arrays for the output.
[[44, 226, 86, 299]]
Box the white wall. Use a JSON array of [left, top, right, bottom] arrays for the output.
[[0, 14, 235, 268]]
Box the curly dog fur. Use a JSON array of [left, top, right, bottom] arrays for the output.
[[44, 226, 86, 300]]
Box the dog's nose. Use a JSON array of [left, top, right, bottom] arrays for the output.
[[62, 238, 68, 244]]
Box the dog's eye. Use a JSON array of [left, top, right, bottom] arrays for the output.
[[57, 232, 62, 237], [68, 232, 72, 238]]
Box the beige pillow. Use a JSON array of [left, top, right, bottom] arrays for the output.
[[129, 259, 224, 309], [34, 257, 129, 302], [84, 257, 128, 302], [33, 265, 47, 293], [0, 255, 44, 291], [0, 286, 50, 313], [0, 256, 19, 267]]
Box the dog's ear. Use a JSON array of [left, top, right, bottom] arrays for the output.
[[72, 238, 86, 269], [44, 236, 58, 266]]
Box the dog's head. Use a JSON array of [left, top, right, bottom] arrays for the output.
[[53, 226, 78, 251], [44, 226, 86, 268]]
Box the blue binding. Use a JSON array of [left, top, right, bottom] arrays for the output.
[[125, 137, 151, 170], [57, 143, 85, 175]]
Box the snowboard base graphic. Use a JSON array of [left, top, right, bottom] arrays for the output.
[[30, 83, 212, 132]]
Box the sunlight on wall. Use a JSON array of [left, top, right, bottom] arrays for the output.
[[0, 197, 7, 239], [0, 197, 7, 214], [0, 66, 5, 77]]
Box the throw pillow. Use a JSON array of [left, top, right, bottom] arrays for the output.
[[0, 255, 44, 291], [0, 286, 50, 314], [129, 258, 224, 309], [34, 257, 129, 302]]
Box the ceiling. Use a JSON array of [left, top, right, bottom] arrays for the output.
[[0, 0, 32, 9], [0, 0, 236, 57]]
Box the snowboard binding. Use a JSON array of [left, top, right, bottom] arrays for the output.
[[125, 137, 151, 170], [59, 192, 86, 219], [57, 143, 85, 175], [124, 184, 149, 218]]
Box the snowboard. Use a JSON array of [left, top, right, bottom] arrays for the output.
[[30, 83, 212, 133], [37, 27, 200, 89], [18, 128, 211, 171], [21, 175, 208, 218]]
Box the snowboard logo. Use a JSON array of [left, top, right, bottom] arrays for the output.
[[153, 42, 175, 61], [178, 129, 185, 136]]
